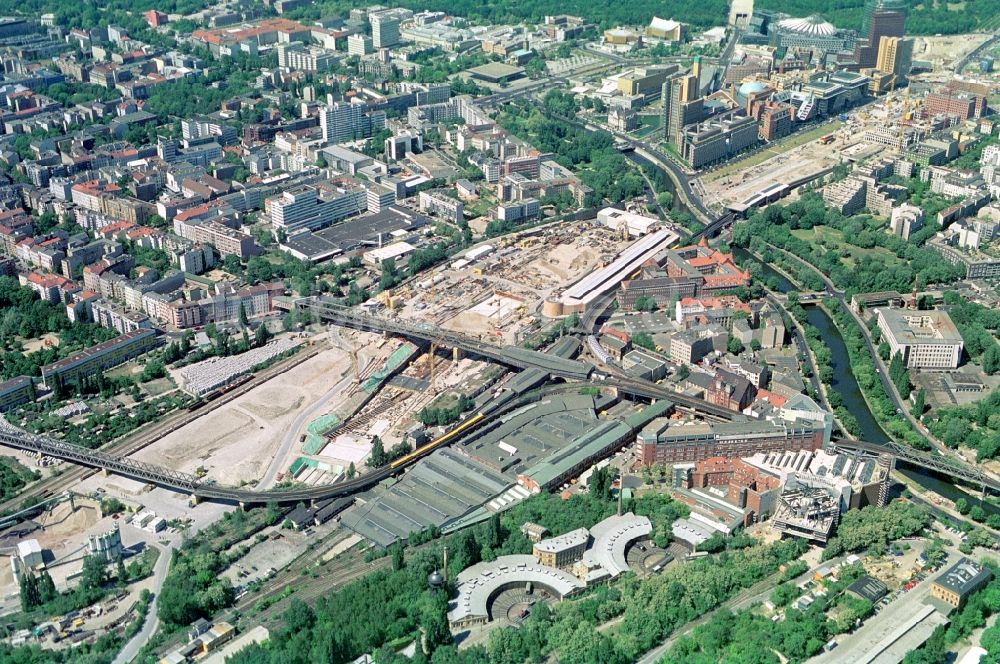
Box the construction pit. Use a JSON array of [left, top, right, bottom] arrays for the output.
[[392, 222, 633, 342], [130, 336, 374, 487], [279, 348, 501, 486]]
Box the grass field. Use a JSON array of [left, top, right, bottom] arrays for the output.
[[790, 225, 899, 269], [705, 121, 844, 182], [634, 114, 662, 139]]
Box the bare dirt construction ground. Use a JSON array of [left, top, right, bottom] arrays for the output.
[[913, 33, 993, 69], [132, 344, 352, 485]]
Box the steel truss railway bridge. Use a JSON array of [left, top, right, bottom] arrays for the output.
[[2, 299, 997, 505]]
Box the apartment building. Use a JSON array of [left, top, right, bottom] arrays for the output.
[[277, 43, 338, 72], [173, 217, 260, 258], [0, 376, 34, 412], [319, 101, 387, 144], [418, 190, 464, 223], [40, 328, 160, 388]]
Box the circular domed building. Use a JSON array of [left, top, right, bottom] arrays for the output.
[[772, 14, 856, 54]]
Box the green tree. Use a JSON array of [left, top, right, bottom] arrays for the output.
[[633, 296, 657, 312], [254, 323, 271, 348], [590, 466, 612, 501], [423, 593, 452, 656], [239, 303, 249, 327], [911, 388, 926, 418], [37, 570, 56, 603], [81, 554, 108, 591], [727, 337, 745, 355], [368, 437, 387, 468], [391, 544, 405, 571], [888, 352, 911, 398], [633, 332, 655, 351], [116, 555, 127, 587], [19, 571, 40, 610], [983, 345, 1000, 375]]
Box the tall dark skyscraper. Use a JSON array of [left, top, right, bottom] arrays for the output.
[[855, 0, 907, 69]]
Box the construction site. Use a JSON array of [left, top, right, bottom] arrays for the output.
[[389, 221, 637, 344], [698, 89, 923, 212]]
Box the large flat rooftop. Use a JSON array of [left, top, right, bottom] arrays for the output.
[[876, 308, 963, 346]]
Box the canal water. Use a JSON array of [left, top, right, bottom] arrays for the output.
[[731, 248, 989, 505]]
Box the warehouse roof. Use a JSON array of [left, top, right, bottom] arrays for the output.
[[339, 447, 511, 548], [448, 555, 584, 625], [583, 512, 652, 577]]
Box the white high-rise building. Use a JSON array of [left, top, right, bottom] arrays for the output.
[[270, 184, 367, 233], [319, 102, 387, 144], [371, 10, 402, 49]]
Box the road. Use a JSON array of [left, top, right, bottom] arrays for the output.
[[0, 347, 320, 516], [766, 245, 951, 454], [257, 361, 361, 489], [113, 539, 177, 664]]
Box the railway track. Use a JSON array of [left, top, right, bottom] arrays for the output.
[[0, 347, 321, 516]]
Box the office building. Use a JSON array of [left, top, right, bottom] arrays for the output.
[[366, 184, 395, 213], [269, 183, 367, 233], [771, 16, 857, 55], [889, 202, 924, 240], [385, 131, 422, 160], [855, 0, 907, 69], [662, 73, 702, 147], [875, 36, 912, 84], [347, 33, 373, 56], [609, 105, 638, 132], [638, 419, 825, 465], [370, 10, 402, 49], [756, 101, 793, 142], [319, 102, 387, 144], [875, 308, 963, 369], [924, 90, 987, 121], [681, 113, 760, 168]]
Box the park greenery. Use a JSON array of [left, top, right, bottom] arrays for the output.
[[498, 96, 645, 206], [287, 0, 998, 33], [781, 292, 860, 437], [821, 500, 930, 560], [157, 507, 280, 627], [418, 394, 475, 427], [732, 195, 965, 296], [225, 485, 815, 664], [929, 386, 1000, 461], [942, 290, 1000, 371], [824, 302, 929, 449], [0, 276, 118, 381], [666, 562, 871, 664]]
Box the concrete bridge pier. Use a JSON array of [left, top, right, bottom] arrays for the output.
[[453, 347, 463, 362], [189, 494, 201, 507], [100, 468, 109, 477]]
